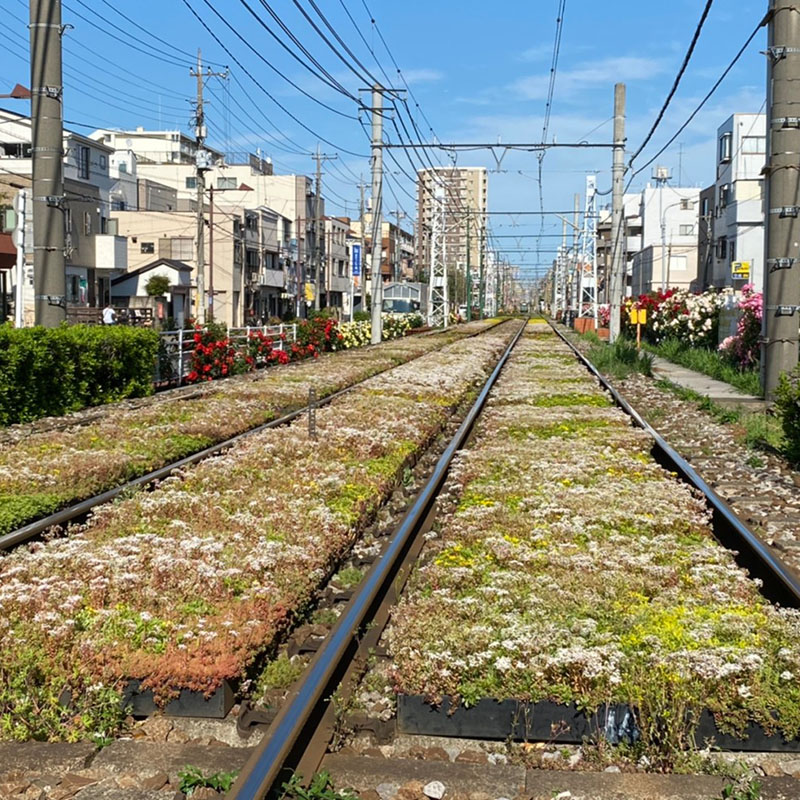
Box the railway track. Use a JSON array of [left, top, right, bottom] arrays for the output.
[[225, 321, 800, 800], [0, 321, 500, 551], [5, 321, 800, 800]]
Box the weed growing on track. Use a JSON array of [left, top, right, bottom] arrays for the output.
[[581, 333, 653, 381], [390, 327, 800, 768]]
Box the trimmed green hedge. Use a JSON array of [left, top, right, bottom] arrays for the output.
[[0, 325, 159, 426]]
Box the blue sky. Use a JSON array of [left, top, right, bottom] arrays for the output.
[[0, 0, 768, 278]]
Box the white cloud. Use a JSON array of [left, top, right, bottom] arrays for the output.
[[400, 68, 444, 84], [512, 56, 667, 100]]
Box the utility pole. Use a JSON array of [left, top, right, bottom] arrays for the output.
[[654, 166, 671, 293], [30, 0, 66, 327], [369, 86, 384, 343], [572, 193, 580, 314], [312, 144, 337, 311], [190, 49, 227, 325], [358, 177, 366, 317], [209, 185, 214, 321], [465, 214, 472, 321], [478, 223, 485, 319], [763, 0, 800, 398], [609, 83, 626, 343]]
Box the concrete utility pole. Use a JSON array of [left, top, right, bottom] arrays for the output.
[[609, 83, 627, 343], [465, 214, 472, 321], [358, 176, 366, 317], [312, 144, 336, 311], [369, 86, 384, 343], [30, 0, 66, 327], [763, 0, 800, 397], [572, 193, 580, 312], [190, 49, 226, 325], [478, 223, 486, 319]]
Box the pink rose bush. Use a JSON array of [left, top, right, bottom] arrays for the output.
[[719, 284, 763, 369]]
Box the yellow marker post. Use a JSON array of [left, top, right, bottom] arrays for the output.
[[628, 308, 647, 349]]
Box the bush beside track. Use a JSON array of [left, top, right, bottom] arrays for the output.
[[0, 325, 159, 426]]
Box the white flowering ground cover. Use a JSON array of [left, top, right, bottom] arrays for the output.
[[389, 324, 800, 759], [0, 321, 518, 742], [0, 322, 497, 537]]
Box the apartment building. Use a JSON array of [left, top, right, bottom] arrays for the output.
[[324, 216, 351, 314], [0, 108, 128, 322], [696, 113, 766, 290], [416, 167, 487, 279], [92, 128, 325, 319], [350, 214, 415, 289], [596, 193, 643, 298], [631, 185, 701, 294]]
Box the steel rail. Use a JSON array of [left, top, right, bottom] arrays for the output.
[[0, 322, 504, 552], [550, 322, 800, 609], [229, 320, 528, 800]]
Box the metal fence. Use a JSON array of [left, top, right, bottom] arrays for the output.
[[155, 324, 297, 386]]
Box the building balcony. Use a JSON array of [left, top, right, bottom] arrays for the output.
[[95, 234, 127, 273]]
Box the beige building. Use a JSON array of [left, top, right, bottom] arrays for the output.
[[416, 167, 487, 278]]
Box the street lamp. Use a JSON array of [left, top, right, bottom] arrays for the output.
[[660, 197, 697, 293]]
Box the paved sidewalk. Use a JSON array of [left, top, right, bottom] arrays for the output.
[[650, 355, 766, 410]]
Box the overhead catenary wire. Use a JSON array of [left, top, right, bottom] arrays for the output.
[[627, 0, 716, 168], [177, 0, 369, 158]]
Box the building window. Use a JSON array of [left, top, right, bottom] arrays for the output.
[[701, 197, 710, 217], [99, 154, 107, 169], [679, 224, 695, 236], [717, 237, 728, 260], [680, 199, 692, 210], [185, 176, 197, 190], [83, 211, 92, 236], [141, 241, 155, 254], [730, 241, 736, 263], [159, 236, 193, 260], [217, 177, 237, 190], [78, 146, 90, 179], [719, 132, 732, 163], [719, 184, 730, 208], [118, 161, 127, 174], [742, 136, 766, 155]]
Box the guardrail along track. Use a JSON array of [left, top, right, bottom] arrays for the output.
[[0, 322, 503, 552], [229, 321, 528, 800]]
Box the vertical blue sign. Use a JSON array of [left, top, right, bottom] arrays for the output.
[[352, 244, 361, 276]]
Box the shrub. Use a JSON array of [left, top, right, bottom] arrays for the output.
[[775, 368, 800, 464], [0, 324, 158, 426], [145, 275, 171, 297], [719, 284, 762, 369]]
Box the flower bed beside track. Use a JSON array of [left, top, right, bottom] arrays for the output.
[[0, 321, 498, 538], [389, 324, 800, 764], [0, 321, 519, 742]]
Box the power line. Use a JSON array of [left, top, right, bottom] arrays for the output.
[[177, 0, 368, 158], [628, 0, 715, 167], [629, 15, 767, 182], [195, 0, 359, 119]]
